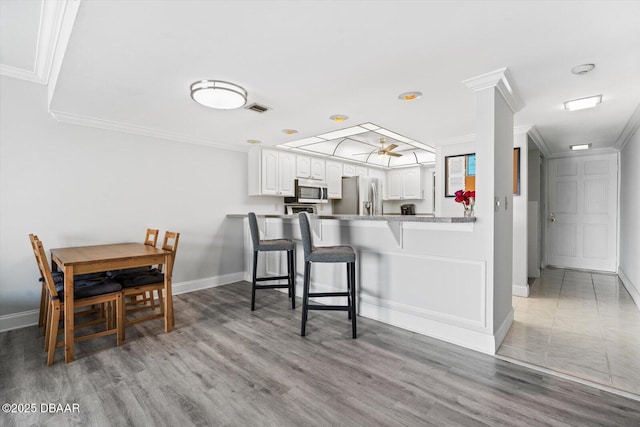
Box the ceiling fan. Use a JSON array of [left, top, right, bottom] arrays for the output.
[[376, 137, 402, 157]]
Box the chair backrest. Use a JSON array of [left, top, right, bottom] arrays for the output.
[[248, 212, 260, 250], [29, 235, 59, 299], [159, 231, 180, 275], [298, 212, 314, 262], [145, 228, 159, 247]]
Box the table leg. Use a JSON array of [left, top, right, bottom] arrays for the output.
[[64, 265, 75, 363], [164, 253, 174, 332]]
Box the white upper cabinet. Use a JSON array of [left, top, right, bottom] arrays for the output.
[[278, 152, 296, 196], [342, 163, 357, 177], [356, 166, 368, 176], [310, 157, 326, 181], [296, 155, 311, 178], [296, 155, 325, 181], [248, 148, 295, 196], [368, 168, 387, 199], [385, 166, 423, 200], [326, 160, 343, 199]]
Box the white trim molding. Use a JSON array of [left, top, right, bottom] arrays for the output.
[[462, 67, 525, 114], [0, 272, 245, 333], [614, 103, 640, 151], [526, 125, 551, 158], [50, 110, 248, 153], [618, 267, 640, 311], [512, 284, 530, 297], [0, 0, 73, 85]]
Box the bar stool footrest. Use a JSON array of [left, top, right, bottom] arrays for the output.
[[256, 275, 290, 282], [309, 292, 350, 297], [255, 284, 291, 290], [307, 304, 350, 311]]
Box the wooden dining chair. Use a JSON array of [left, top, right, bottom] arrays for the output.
[[30, 234, 105, 335], [112, 231, 180, 332], [30, 237, 125, 365]]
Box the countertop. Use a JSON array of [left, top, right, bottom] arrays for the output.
[[227, 213, 475, 223]]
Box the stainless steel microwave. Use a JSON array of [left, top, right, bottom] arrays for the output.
[[284, 178, 328, 204]]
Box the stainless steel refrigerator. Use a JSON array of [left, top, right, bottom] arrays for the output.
[[333, 176, 383, 215]]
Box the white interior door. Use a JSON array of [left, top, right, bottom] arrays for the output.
[[546, 153, 617, 272]]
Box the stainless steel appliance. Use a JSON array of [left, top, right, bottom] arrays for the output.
[[285, 204, 317, 214], [401, 204, 416, 215], [333, 176, 382, 215], [284, 178, 328, 204]]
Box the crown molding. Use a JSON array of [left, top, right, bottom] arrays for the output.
[[546, 146, 619, 159], [49, 110, 248, 153], [525, 125, 552, 158], [614, 103, 640, 151], [0, 64, 45, 84], [0, 0, 70, 85], [47, 0, 80, 107], [462, 67, 525, 114]]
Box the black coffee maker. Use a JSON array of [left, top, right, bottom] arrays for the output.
[[401, 204, 416, 215]]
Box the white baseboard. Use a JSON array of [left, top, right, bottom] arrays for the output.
[[512, 284, 530, 297], [285, 275, 499, 355], [0, 273, 245, 333], [172, 272, 244, 295], [493, 307, 514, 352], [618, 267, 640, 311], [0, 309, 40, 333]]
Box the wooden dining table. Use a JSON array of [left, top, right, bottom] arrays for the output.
[[50, 242, 174, 363]]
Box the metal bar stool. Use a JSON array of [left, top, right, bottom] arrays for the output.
[[298, 212, 357, 338], [248, 212, 296, 311]]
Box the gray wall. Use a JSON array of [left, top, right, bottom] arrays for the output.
[[0, 76, 277, 318], [619, 129, 640, 305]]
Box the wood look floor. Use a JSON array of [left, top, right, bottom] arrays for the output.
[[1, 282, 639, 427]]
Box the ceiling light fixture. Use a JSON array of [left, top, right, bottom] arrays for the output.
[[247, 139, 261, 145], [329, 114, 349, 122], [398, 91, 422, 101], [282, 129, 298, 135], [571, 63, 596, 75], [190, 80, 247, 110], [570, 143, 591, 151], [564, 95, 602, 111]]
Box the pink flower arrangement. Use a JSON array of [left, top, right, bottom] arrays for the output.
[[454, 190, 475, 205], [454, 190, 475, 216]]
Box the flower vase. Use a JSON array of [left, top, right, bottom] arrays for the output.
[[463, 198, 475, 217]]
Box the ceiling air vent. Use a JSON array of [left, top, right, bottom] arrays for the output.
[[245, 103, 270, 113]]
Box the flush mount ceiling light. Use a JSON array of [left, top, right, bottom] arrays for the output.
[[329, 114, 349, 122], [570, 143, 591, 151], [246, 139, 261, 145], [398, 91, 422, 101], [564, 95, 602, 111], [282, 129, 298, 135], [571, 63, 596, 75], [190, 80, 247, 110]]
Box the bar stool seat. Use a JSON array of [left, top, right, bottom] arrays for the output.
[[298, 212, 357, 339], [248, 212, 296, 311]]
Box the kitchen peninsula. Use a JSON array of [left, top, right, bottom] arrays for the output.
[[228, 213, 510, 355]]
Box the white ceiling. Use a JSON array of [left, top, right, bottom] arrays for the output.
[[2, 0, 640, 160]]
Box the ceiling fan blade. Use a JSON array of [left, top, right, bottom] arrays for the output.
[[353, 151, 375, 155], [386, 151, 402, 157], [381, 143, 399, 152]]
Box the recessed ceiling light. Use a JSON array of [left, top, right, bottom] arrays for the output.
[[282, 129, 298, 135], [564, 95, 602, 111], [329, 114, 349, 122], [190, 80, 247, 110], [571, 64, 596, 75], [398, 91, 422, 101], [570, 143, 591, 151], [247, 139, 261, 145]]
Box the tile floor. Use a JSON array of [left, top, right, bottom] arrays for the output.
[[498, 268, 640, 397]]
